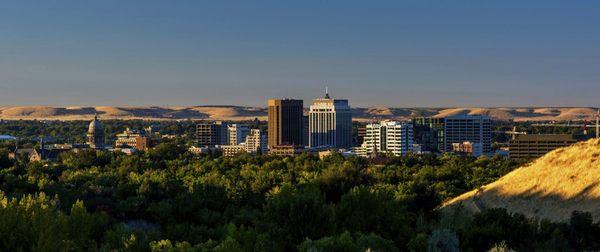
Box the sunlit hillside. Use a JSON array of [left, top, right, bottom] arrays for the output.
[[0, 106, 597, 121], [444, 138, 600, 222]]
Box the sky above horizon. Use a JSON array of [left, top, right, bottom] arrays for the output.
[[0, 1, 599, 107]]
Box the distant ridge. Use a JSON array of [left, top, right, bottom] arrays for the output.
[[443, 138, 600, 222], [0, 106, 597, 121]]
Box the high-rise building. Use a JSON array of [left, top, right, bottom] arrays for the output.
[[228, 124, 250, 145], [308, 91, 352, 148], [221, 129, 267, 157], [196, 121, 228, 147], [355, 125, 367, 147], [86, 115, 104, 149], [444, 115, 492, 153], [244, 129, 268, 154], [302, 115, 309, 146], [359, 121, 413, 157], [412, 117, 445, 152], [267, 99, 304, 149]]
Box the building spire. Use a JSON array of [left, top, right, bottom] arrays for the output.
[[324, 86, 330, 99]]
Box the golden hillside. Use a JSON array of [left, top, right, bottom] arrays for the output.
[[0, 106, 597, 121], [444, 138, 600, 222]]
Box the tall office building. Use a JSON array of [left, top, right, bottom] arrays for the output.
[[444, 115, 492, 153], [267, 99, 304, 149], [355, 125, 367, 147], [302, 115, 309, 146], [359, 121, 413, 157], [228, 124, 250, 145], [221, 129, 268, 157], [196, 121, 228, 147], [244, 129, 268, 154], [412, 117, 445, 152], [308, 91, 352, 148]]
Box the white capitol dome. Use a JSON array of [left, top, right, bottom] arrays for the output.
[[88, 115, 103, 133]]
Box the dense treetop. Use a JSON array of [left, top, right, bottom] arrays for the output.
[[0, 121, 598, 251]]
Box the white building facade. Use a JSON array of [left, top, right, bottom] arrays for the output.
[[228, 124, 250, 145], [221, 129, 267, 157], [244, 129, 268, 154], [359, 121, 414, 157], [308, 93, 352, 148]]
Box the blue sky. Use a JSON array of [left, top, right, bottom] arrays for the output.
[[0, 1, 598, 107]]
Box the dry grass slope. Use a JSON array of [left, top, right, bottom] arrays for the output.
[[443, 138, 600, 222], [0, 106, 597, 121]]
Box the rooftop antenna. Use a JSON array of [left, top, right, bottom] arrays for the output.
[[324, 86, 330, 99]]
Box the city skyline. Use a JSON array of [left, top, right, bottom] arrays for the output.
[[1, 1, 599, 107]]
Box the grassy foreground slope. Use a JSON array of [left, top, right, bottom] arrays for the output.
[[444, 138, 600, 222]]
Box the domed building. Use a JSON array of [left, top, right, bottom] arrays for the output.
[[86, 114, 105, 148]]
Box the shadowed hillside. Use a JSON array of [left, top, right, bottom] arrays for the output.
[[0, 106, 597, 121], [443, 138, 600, 222]]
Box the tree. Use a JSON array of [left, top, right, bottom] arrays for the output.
[[428, 229, 460, 252], [335, 186, 413, 245], [298, 231, 398, 252], [263, 184, 334, 250]]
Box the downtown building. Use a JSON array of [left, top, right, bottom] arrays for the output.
[[267, 99, 304, 149], [412, 115, 492, 155], [115, 128, 151, 151], [358, 121, 413, 157], [308, 92, 352, 149], [509, 134, 588, 159], [444, 115, 492, 153], [196, 121, 229, 147], [228, 124, 250, 145], [222, 129, 268, 157], [412, 117, 445, 152]]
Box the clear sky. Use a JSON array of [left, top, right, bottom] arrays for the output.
[[0, 1, 598, 107]]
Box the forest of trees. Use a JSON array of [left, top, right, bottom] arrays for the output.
[[1, 139, 600, 251]]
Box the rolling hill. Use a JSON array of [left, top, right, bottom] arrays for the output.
[[443, 138, 600, 222], [0, 106, 597, 121]]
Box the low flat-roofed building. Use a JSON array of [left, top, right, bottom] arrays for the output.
[[268, 145, 306, 156], [509, 134, 587, 159], [188, 146, 213, 155], [222, 145, 247, 157], [114, 148, 138, 155], [452, 141, 483, 157], [115, 128, 151, 151]]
